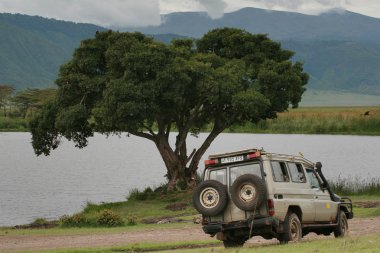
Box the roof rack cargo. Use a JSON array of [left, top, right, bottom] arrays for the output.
[[208, 148, 264, 159]]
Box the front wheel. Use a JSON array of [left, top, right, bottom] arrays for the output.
[[334, 211, 348, 237], [279, 212, 302, 244]]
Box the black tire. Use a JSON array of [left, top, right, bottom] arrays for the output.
[[193, 180, 228, 216], [230, 174, 267, 211], [279, 212, 302, 244], [334, 211, 348, 237], [223, 238, 246, 248]]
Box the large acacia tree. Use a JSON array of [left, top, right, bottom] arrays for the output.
[[30, 28, 308, 190]]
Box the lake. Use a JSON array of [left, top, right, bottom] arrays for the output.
[[0, 132, 379, 226]]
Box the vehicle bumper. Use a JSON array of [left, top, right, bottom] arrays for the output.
[[202, 217, 280, 235]]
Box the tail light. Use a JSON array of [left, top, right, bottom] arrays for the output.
[[267, 199, 275, 216], [247, 151, 261, 159], [205, 159, 218, 166]]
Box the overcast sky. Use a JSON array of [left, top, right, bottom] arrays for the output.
[[0, 0, 379, 27]]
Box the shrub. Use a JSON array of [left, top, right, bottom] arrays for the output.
[[128, 187, 156, 201], [127, 213, 137, 226], [32, 218, 48, 225], [96, 209, 124, 227], [60, 213, 90, 227], [329, 176, 380, 196]]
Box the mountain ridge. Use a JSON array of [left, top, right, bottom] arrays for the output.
[[1, 8, 380, 97]]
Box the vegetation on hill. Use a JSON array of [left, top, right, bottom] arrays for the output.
[[0, 13, 104, 90], [1, 11, 380, 97]]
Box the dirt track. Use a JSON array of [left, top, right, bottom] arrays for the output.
[[1, 217, 380, 252]]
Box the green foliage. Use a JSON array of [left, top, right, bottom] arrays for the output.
[[330, 177, 380, 196], [128, 187, 157, 201], [127, 213, 137, 226], [227, 106, 380, 135], [96, 210, 124, 227], [0, 13, 103, 90], [32, 218, 48, 225], [12, 88, 56, 118], [59, 213, 90, 227], [30, 28, 307, 188]]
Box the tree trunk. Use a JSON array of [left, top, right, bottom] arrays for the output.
[[137, 121, 225, 191]]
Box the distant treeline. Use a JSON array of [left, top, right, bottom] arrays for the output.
[[1, 84, 379, 135], [0, 85, 56, 131]]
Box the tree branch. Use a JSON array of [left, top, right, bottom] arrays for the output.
[[142, 123, 156, 136], [130, 131, 156, 142]]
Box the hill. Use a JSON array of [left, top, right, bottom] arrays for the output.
[[0, 13, 103, 90], [1, 9, 380, 102], [128, 7, 380, 42]]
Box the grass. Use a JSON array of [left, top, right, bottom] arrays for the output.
[[0, 114, 28, 131], [330, 177, 380, 196], [156, 233, 380, 253], [227, 106, 380, 135], [1, 106, 380, 135], [20, 189, 198, 229], [22, 240, 221, 253]]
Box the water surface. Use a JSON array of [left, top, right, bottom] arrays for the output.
[[0, 132, 378, 226]]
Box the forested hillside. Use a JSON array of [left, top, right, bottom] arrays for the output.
[[0, 13, 103, 90], [1, 9, 380, 97]]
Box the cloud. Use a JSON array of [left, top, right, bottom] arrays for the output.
[[0, 0, 161, 27], [224, 0, 351, 15], [195, 0, 227, 19]]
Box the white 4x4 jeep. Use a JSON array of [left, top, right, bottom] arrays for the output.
[[193, 148, 353, 247]]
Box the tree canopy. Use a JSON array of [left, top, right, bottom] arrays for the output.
[[30, 28, 308, 190]]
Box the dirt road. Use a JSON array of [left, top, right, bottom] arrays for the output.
[[1, 217, 379, 252]]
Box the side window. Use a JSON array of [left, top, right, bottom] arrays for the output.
[[230, 163, 262, 186], [209, 168, 227, 185], [271, 161, 290, 182], [287, 162, 306, 183], [306, 169, 320, 189]]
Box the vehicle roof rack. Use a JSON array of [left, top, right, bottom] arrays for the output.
[[208, 148, 264, 159]]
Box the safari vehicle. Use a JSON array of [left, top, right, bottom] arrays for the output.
[[193, 148, 353, 247]]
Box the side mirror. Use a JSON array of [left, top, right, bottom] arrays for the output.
[[316, 162, 322, 170]]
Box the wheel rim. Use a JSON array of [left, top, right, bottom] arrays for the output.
[[239, 183, 256, 202], [290, 218, 300, 241], [199, 187, 220, 209]]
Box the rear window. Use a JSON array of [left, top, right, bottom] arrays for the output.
[[271, 161, 290, 182], [209, 168, 227, 185], [230, 163, 262, 186]]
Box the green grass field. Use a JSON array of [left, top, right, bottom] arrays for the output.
[[1, 106, 380, 134], [228, 106, 380, 135]]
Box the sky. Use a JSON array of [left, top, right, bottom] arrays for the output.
[[0, 0, 379, 27]]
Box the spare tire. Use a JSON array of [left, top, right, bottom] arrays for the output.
[[193, 180, 228, 216], [230, 174, 267, 211]]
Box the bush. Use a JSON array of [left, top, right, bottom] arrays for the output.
[[96, 209, 124, 227], [32, 218, 48, 225], [60, 213, 90, 227], [128, 187, 157, 201], [127, 213, 137, 226], [330, 176, 380, 196]]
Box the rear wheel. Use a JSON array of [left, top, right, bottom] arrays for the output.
[[192, 180, 228, 216], [334, 211, 348, 237], [279, 212, 302, 244]]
